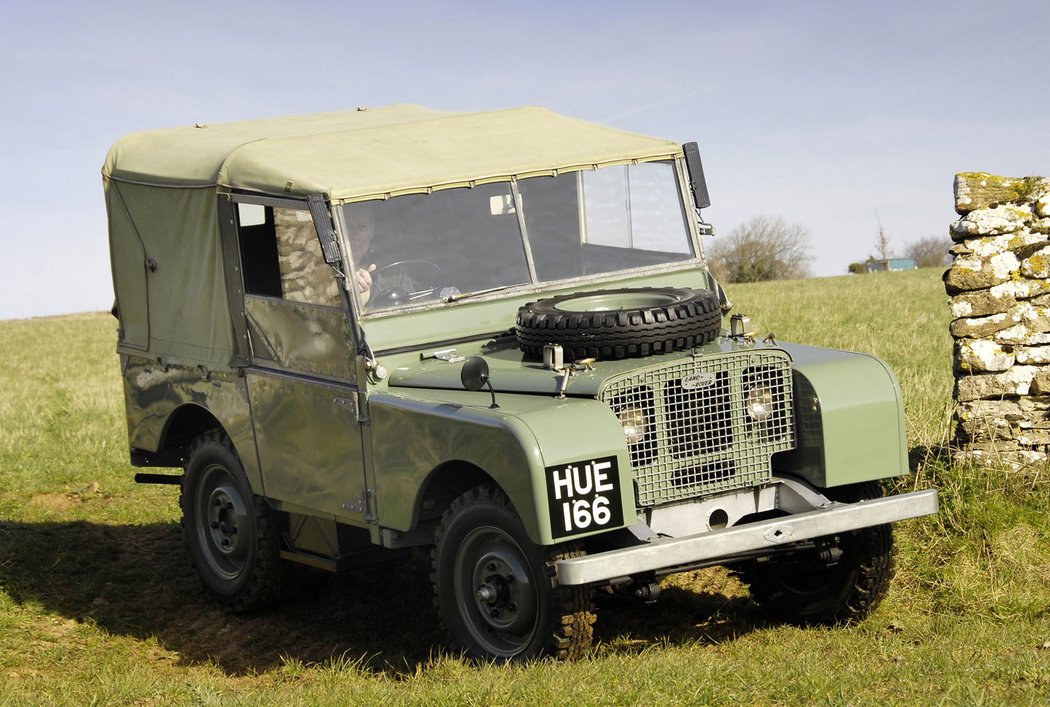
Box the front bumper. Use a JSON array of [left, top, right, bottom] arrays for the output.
[[555, 488, 938, 585]]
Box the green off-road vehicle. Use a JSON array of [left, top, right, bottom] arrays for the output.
[[104, 106, 937, 661]]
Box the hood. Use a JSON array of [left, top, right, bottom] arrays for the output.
[[385, 337, 768, 399], [387, 339, 611, 397]]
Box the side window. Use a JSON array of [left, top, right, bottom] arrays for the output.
[[237, 203, 342, 308], [237, 201, 354, 380], [238, 204, 282, 297], [274, 208, 342, 307]]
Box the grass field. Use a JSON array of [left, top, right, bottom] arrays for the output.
[[1, 268, 1048, 704]]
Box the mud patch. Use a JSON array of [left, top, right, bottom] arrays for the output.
[[30, 482, 105, 512], [29, 493, 78, 512]]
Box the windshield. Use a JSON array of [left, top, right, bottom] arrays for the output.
[[341, 160, 695, 311]]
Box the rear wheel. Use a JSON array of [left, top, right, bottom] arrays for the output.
[[736, 481, 895, 625], [180, 430, 283, 611], [431, 485, 594, 661]]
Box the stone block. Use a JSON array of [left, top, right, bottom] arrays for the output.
[[954, 173, 1018, 214], [1018, 302, 1050, 332], [944, 252, 1020, 292], [1016, 428, 1050, 446], [954, 172, 1049, 214], [955, 447, 1048, 469], [990, 279, 1050, 301], [956, 398, 1023, 441], [950, 205, 1032, 240], [995, 326, 1050, 345], [950, 312, 1013, 339], [1037, 193, 1050, 219], [955, 365, 1038, 401], [954, 339, 1014, 372], [1017, 394, 1050, 413], [955, 231, 1047, 258], [1014, 346, 1050, 364], [1020, 246, 1050, 278], [948, 290, 1016, 319], [1031, 369, 1050, 395]]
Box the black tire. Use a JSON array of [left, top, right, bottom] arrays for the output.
[[736, 481, 896, 625], [431, 485, 595, 661], [180, 430, 283, 612], [515, 287, 721, 361]]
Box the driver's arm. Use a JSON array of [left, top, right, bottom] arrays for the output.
[[355, 264, 377, 293]]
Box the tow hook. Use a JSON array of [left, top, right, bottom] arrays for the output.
[[633, 581, 661, 604]]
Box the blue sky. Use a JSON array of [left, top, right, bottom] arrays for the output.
[[3, 0, 1048, 319]]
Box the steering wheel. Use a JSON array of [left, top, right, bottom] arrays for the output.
[[370, 259, 444, 307], [372, 259, 442, 280]]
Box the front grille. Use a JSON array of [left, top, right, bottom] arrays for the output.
[[599, 351, 795, 506]]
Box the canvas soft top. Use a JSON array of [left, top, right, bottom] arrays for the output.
[[103, 105, 687, 369], [102, 105, 683, 202]]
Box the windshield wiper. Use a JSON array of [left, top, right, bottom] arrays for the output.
[[442, 284, 523, 303]]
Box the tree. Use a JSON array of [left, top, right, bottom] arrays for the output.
[[872, 214, 892, 261], [905, 236, 951, 268], [707, 215, 812, 283]]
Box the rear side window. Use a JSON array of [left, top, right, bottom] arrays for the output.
[[237, 203, 342, 308]]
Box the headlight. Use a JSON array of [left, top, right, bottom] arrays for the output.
[[617, 406, 648, 445], [745, 385, 774, 422]]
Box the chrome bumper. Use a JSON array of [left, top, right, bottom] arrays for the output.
[[555, 489, 938, 586]]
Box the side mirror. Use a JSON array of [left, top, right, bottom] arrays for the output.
[[682, 142, 711, 210], [460, 356, 490, 391], [461, 356, 499, 408]]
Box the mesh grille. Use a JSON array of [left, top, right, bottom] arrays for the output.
[[599, 351, 795, 506]]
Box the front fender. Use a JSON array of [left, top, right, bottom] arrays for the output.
[[775, 343, 908, 487], [369, 390, 633, 545]]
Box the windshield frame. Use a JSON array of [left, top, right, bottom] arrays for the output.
[[333, 156, 706, 319]]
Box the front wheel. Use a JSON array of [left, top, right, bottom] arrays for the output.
[[180, 430, 283, 612], [431, 485, 594, 661], [736, 481, 896, 625]]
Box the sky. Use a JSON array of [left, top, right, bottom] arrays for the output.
[[2, 0, 1048, 320]]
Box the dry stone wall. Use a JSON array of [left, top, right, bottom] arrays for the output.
[[947, 172, 1050, 465]]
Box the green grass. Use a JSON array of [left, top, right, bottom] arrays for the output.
[[1, 269, 1048, 705]]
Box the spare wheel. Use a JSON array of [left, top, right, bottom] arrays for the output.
[[515, 287, 722, 361]]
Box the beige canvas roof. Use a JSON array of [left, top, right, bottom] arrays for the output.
[[103, 105, 683, 202]]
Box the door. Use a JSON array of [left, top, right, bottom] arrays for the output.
[[235, 201, 370, 522]]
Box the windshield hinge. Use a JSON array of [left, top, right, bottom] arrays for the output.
[[307, 193, 343, 265]]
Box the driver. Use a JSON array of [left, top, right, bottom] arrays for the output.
[[346, 203, 427, 307], [346, 204, 378, 295]]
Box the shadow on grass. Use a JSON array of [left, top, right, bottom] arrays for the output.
[[0, 520, 761, 675], [907, 444, 954, 473], [592, 580, 757, 655]]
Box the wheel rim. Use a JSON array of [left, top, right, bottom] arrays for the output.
[[552, 292, 679, 312], [194, 462, 251, 581], [453, 524, 540, 657]]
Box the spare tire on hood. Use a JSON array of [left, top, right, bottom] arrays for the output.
[[515, 287, 722, 361]]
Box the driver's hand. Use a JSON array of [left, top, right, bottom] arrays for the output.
[[355, 264, 376, 293]]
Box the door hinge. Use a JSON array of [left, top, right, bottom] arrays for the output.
[[342, 488, 377, 522]]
